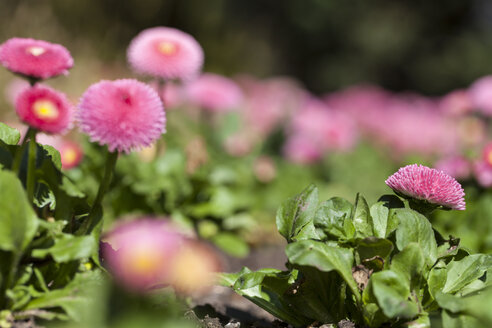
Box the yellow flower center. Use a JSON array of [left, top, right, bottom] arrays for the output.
[[33, 100, 59, 121], [122, 247, 162, 277], [158, 41, 178, 55], [27, 46, 46, 56], [61, 147, 78, 166]]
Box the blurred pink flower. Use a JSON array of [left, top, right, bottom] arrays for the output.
[[186, 73, 243, 112], [162, 82, 185, 108], [253, 156, 277, 183], [223, 132, 255, 157], [290, 98, 358, 152], [127, 27, 203, 81], [439, 89, 473, 116], [482, 142, 492, 168], [457, 116, 486, 149], [239, 76, 306, 137], [434, 156, 471, 180], [36, 134, 83, 169], [326, 87, 459, 159], [15, 85, 73, 134], [102, 218, 221, 293], [473, 161, 492, 188], [283, 135, 322, 165], [101, 219, 184, 291], [4, 78, 29, 106], [385, 164, 466, 210], [0, 38, 73, 80], [167, 240, 221, 294], [148, 80, 186, 109], [59, 141, 83, 169], [77, 79, 165, 153], [469, 75, 492, 116]]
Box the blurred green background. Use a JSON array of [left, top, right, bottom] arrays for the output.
[[1, 0, 492, 95]]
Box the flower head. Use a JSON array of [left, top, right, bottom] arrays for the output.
[[469, 76, 492, 116], [36, 134, 83, 169], [101, 218, 221, 293], [0, 38, 73, 80], [77, 79, 165, 153], [127, 27, 203, 81], [253, 156, 277, 183], [186, 73, 243, 112], [168, 241, 221, 294], [101, 219, 184, 291], [59, 141, 83, 169], [482, 142, 492, 168], [15, 85, 73, 134], [283, 135, 323, 165], [473, 160, 492, 188], [385, 164, 466, 210]]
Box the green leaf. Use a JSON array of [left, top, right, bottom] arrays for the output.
[[357, 237, 394, 262], [24, 271, 103, 322], [32, 234, 97, 263], [228, 268, 312, 327], [434, 291, 466, 313], [352, 193, 373, 238], [276, 184, 319, 242], [403, 314, 430, 328], [0, 123, 20, 145], [212, 233, 249, 258], [393, 208, 437, 266], [427, 262, 447, 299], [370, 270, 419, 319], [391, 243, 425, 290], [285, 240, 360, 303], [442, 254, 492, 294], [40, 144, 62, 171], [442, 310, 481, 328], [0, 170, 38, 252], [370, 202, 390, 238], [362, 302, 387, 328], [314, 197, 354, 240]]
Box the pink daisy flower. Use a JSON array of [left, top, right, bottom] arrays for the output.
[[127, 27, 203, 81], [385, 164, 466, 210], [77, 79, 165, 153], [101, 219, 184, 291], [0, 38, 73, 80], [15, 85, 73, 134], [186, 73, 243, 112]]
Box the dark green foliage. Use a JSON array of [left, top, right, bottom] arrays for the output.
[[224, 185, 492, 327]]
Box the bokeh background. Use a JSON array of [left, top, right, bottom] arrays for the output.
[[2, 0, 492, 95]]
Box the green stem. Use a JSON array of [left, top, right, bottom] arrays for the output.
[[26, 128, 37, 203], [0, 252, 21, 309], [12, 127, 33, 174], [77, 149, 118, 235]]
